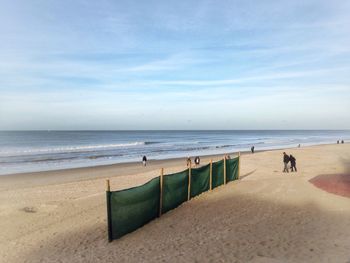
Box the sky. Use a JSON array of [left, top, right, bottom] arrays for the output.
[[0, 0, 349, 130]]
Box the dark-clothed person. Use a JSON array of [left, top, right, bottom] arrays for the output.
[[186, 157, 191, 167], [289, 154, 297, 172], [283, 152, 289, 173], [194, 156, 200, 166], [142, 155, 147, 166], [251, 146, 255, 153]]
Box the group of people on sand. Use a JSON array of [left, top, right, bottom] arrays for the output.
[[143, 148, 300, 172], [187, 156, 201, 167], [283, 152, 297, 173], [187, 154, 232, 167], [142, 155, 204, 168], [337, 140, 345, 144]]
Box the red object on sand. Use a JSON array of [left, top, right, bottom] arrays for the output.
[[309, 174, 350, 198]]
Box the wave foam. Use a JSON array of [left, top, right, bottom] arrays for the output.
[[0, 141, 156, 156]]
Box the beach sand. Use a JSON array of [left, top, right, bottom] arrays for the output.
[[0, 144, 350, 262]]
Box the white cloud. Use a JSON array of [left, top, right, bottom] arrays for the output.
[[1, 0, 350, 129]]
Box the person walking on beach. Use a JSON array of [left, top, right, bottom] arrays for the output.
[[341, 140, 344, 144], [186, 157, 191, 167], [194, 156, 200, 166], [283, 152, 290, 173], [142, 155, 147, 166], [290, 154, 297, 172], [251, 146, 255, 153]]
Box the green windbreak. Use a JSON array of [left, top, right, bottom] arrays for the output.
[[226, 157, 239, 182], [107, 177, 160, 240], [212, 160, 224, 188], [162, 169, 189, 214], [190, 164, 210, 198]]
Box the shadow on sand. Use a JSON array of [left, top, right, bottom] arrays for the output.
[[240, 169, 257, 180], [23, 183, 350, 263]]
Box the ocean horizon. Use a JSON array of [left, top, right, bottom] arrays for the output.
[[1, 130, 349, 175]]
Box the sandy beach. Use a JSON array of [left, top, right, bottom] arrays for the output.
[[0, 143, 350, 263]]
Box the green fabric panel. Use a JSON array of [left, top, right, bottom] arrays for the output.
[[190, 164, 210, 198], [226, 157, 239, 182], [162, 169, 189, 214], [109, 177, 160, 240], [106, 191, 113, 242], [212, 160, 224, 188]]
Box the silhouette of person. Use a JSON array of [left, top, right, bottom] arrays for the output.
[[283, 152, 290, 173], [142, 155, 147, 166], [194, 156, 200, 166], [186, 157, 191, 167], [290, 154, 297, 172]]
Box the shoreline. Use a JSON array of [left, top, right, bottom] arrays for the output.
[[0, 142, 346, 189], [2, 130, 348, 177], [0, 150, 242, 189]]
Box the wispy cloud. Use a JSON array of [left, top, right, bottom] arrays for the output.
[[0, 0, 350, 129], [118, 53, 208, 72]]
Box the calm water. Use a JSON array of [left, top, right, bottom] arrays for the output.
[[0, 130, 349, 175]]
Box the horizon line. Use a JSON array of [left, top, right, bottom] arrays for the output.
[[1, 129, 349, 132]]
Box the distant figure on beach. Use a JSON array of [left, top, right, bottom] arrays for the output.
[[298, 144, 301, 148], [341, 140, 344, 144], [186, 157, 191, 167], [194, 156, 200, 166], [337, 140, 339, 144], [251, 146, 255, 153], [290, 154, 297, 172], [283, 152, 290, 173], [142, 155, 147, 166]]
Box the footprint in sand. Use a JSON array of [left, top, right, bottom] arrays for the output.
[[259, 240, 267, 246], [21, 206, 37, 213]]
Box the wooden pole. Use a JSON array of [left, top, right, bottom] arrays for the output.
[[159, 168, 164, 217], [188, 162, 192, 200], [224, 156, 226, 184], [210, 159, 213, 191], [238, 152, 241, 179], [106, 179, 110, 192]]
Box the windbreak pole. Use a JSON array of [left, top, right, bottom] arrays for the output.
[[238, 152, 241, 179], [210, 159, 213, 190], [106, 179, 110, 192], [188, 162, 191, 201], [224, 156, 226, 184]]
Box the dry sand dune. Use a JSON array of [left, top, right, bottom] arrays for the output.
[[0, 144, 350, 262]]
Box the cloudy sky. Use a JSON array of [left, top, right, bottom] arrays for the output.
[[0, 0, 349, 130]]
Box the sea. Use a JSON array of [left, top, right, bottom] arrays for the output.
[[0, 130, 349, 175]]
